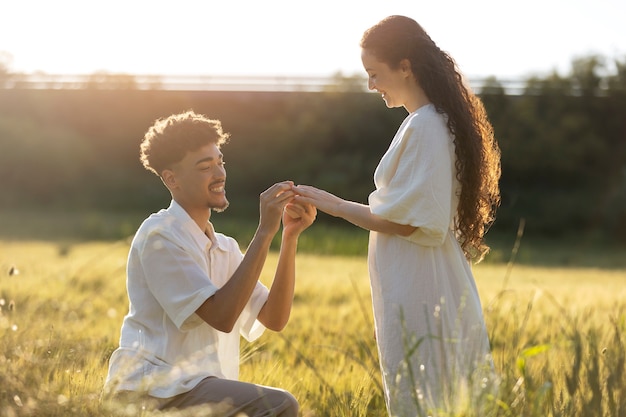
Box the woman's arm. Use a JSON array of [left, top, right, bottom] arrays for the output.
[[292, 185, 416, 236]]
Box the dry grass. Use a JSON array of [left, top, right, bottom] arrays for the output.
[[1, 239, 626, 416]]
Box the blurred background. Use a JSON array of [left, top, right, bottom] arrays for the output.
[[1, 0, 625, 254]]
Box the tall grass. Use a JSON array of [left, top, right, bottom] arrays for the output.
[[1, 231, 625, 416]]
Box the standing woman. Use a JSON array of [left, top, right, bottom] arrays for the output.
[[293, 15, 501, 416]]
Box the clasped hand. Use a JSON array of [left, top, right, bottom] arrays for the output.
[[259, 181, 316, 236], [291, 185, 343, 218]]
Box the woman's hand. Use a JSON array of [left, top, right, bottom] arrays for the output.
[[292, 185, 344, 218], [293, 184, 417, 236]]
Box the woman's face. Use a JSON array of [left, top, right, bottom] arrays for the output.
[[361, 48, 410, 109]]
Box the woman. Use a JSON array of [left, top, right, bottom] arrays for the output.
[[293, 15, 501, 416]]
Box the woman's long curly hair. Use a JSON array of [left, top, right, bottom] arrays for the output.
[[361, 15, 501, 262]]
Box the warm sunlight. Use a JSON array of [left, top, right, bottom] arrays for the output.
[[2, 0, 625, 79]]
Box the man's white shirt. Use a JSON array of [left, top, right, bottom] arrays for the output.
[[104, 200, 269, 398]]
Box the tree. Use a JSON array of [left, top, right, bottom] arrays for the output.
[[0, 51, 13, 88], [607, 56, 626, 93], [83, 71, 138, 90], [570, 55, 605, 96]]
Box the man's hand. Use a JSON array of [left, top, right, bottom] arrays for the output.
[[258, 181, 296, 236], [283, 201, 316, 237]]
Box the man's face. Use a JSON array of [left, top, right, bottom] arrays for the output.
[[166, 143, 229, 212]]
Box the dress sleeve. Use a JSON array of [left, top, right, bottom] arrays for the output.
[[140, 231, 219, 331], [369, 112, 454, 246]]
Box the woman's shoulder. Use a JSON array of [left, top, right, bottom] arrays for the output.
[[404, 104, 449, 136], [407, 103, 443, 123]]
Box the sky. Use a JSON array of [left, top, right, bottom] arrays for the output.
[[1, 0, 625, 81]]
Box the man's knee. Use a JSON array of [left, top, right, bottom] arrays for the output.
[[262, 387, 298, 417], [276, 389, 299, 417]]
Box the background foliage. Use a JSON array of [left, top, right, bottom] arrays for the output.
[[1, 54, 625, 243]]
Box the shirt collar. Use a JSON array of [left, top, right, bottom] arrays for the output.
[[167, 200, 223, 252]]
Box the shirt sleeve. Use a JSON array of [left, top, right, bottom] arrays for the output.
[[219, 235, 269, 342], [369, 112, 454, 246], [238, 281, 269, 342], [139, 231, 218, 331]]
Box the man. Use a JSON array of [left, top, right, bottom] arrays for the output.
[[103, 110, 315, 416]]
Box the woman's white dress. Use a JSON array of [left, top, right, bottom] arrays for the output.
[[368, 104, 494, 416]]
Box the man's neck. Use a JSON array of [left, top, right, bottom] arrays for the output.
[[177, 201, 211, 232]]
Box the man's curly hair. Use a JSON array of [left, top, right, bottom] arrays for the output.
[[140, 110, 230, 176]]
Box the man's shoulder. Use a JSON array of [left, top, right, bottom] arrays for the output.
[[132, 209, 181, 243], [140, 209, 175, 229]]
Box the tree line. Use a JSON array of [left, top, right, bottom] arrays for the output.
[[0, 54, 625, 242]]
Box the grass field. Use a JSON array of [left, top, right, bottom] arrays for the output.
[[1, 222, 626, 416]]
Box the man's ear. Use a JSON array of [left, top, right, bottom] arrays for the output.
[[161, 169, 177, 190]]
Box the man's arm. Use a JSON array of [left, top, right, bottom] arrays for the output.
[[194, 182, 295, 333], [257, 201, 316, 331]]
